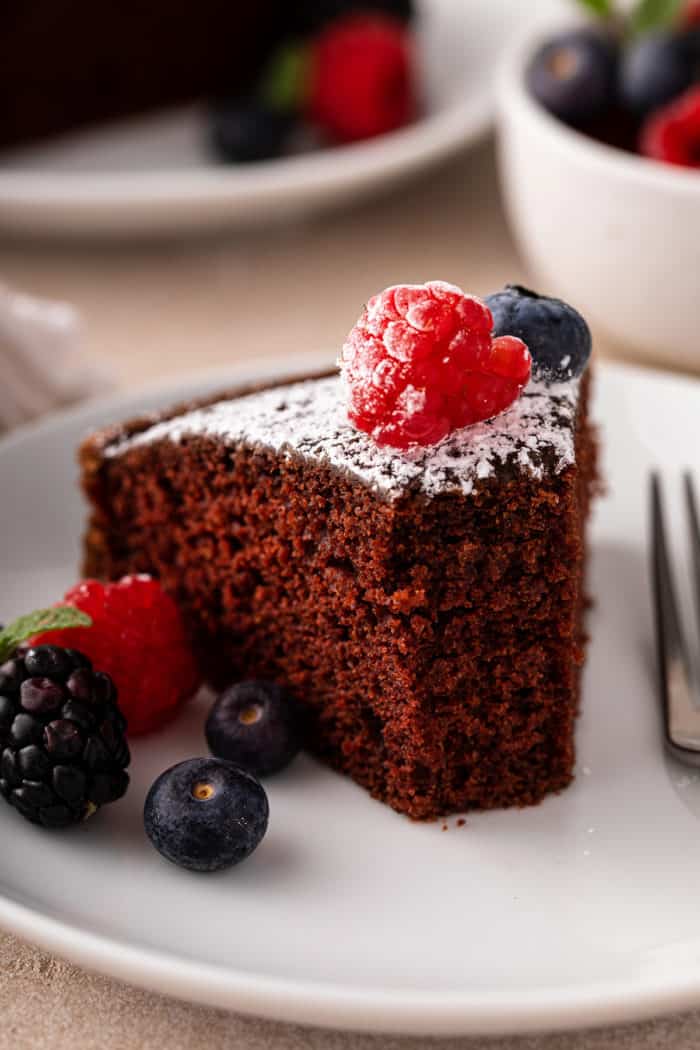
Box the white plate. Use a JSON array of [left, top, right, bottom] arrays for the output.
[[0, 0, 561, 238], [1, 354, 699, 1037]]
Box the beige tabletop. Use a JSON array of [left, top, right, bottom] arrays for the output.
[[0, 140, 695, 1050]]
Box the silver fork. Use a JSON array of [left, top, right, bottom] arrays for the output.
[[651, 473, 700, 766]]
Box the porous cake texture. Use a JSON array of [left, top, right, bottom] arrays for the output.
[[80, 371, 597, 819]]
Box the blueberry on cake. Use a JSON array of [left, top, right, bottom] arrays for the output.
[[79, 282, 597, 819]]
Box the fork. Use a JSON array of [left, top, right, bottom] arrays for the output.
[[651, 473, 700, 767]]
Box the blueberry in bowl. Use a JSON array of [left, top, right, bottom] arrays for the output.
[[619, 30, 698, 116], [527, 28, 618, 125]]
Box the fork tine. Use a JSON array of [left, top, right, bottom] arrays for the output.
[[650, 474, 700, 760], [651, 473, 684, 655], [685, 472, 700, 629]]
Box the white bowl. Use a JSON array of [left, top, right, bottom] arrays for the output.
[[497, 22, 700, 372]]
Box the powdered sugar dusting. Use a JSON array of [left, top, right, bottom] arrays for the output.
[[107, 373, 581, 500], [396, 384, 426, 417]]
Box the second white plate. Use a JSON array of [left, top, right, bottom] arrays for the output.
[[0, 0, 562, 237]]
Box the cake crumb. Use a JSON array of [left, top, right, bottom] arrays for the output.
[[456, 818, 465, 827]]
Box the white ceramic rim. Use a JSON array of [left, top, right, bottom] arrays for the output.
[[0, 98, 488, 210], [497, 16, 700, 197], [2, 358, 700, 1036]]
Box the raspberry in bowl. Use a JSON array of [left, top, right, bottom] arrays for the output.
[[497, 4, 700, 371], [339, 281, 531, 449]]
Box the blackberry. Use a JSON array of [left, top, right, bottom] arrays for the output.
[[0, 645, 130, 828]]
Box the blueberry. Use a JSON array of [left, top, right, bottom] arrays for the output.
[[210, 100, 293, 164], [527, 29, 617, 125], [485, 285, 591, 382], [144, 758, 269, 873], [206, 681, 303, 777], [619, 31, 696, 116], [24, 645, 73, 680]]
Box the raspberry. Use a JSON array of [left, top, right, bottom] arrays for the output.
[[682, 0, 700, 26], [340, 282, 531, 450], [307, 14, 415, 142], [34, 576, 200, 736], [640, 85, 700, 167]]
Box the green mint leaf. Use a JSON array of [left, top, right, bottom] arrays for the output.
[[574, 0, 615, 17], [0, 606, 92, 664], [630, 0, 685, 31], [258, 42, 310, 112]]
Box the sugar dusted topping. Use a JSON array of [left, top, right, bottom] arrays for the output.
[[106, 374, 581, 500]]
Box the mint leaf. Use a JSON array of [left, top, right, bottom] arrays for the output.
[[259, 42, 310, 112], [0, 606, 92, 664], [631, 0, 685, 31], [575, 0, 615, 16]]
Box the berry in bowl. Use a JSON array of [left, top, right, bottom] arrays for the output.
[[497, 0, 700, 370], [210, 3, 418, 164]]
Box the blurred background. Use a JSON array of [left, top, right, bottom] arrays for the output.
[[1, 0, 698, 428]]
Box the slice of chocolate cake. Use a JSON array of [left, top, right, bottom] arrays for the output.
[[80, 281, 597, 821]]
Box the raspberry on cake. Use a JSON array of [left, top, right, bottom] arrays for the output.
[[340, 282, 531, 449], [78, 282, 597, 820]]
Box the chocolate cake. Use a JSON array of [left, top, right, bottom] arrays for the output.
[[0, 3, 279, 149], [79, 365, 597, 820]]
